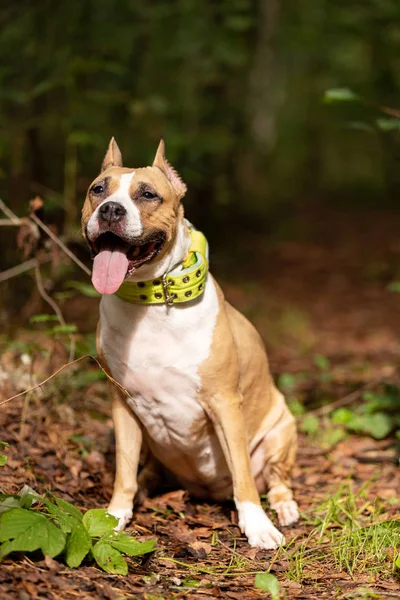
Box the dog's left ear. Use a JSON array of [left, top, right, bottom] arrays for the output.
[[153, 139, 187, 200], [102, 137, 123, 172]]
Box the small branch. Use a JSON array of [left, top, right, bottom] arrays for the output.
[[0, 198, 20, 224], [29, 213, 91, 276], [0, 258, 50, 283], [309, 378, 385, 417], [0, 219, 24, 226], [0, 355, 135, 408], [34, 260, 75, 362]]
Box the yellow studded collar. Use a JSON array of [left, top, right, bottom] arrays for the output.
[[114, 226, 208, 306]]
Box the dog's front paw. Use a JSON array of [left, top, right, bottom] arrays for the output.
[[237, 501, 285, 550], [107, 507, 133, 531], [273, 500, 299, 527]]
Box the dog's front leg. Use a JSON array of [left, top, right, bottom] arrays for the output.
[[107, 384, 142, 530], [208, 394, 284, 550]]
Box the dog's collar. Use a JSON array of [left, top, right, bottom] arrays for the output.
[[114, 225, 208, 306]]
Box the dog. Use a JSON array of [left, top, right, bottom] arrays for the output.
[[81, 138, 299, 549]]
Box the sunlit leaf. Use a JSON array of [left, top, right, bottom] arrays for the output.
[[255, 572, 280, 598], [92, 540, 128, 575]]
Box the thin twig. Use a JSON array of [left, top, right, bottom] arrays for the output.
[[34, 260, 75, 362], [29, 213, 91, 276], [0, 258, 50, 283], [0, 198, 19, 224], [0, 355, 135, 408], [309, 378, 385, 417], [0, 219, 24, 226]]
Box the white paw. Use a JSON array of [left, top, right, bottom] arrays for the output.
[[236, 501, 285, 550], [107, 507, 133, 531], [273, 500, 299, 527]]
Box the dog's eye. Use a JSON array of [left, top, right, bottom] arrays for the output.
[[91, 185, 104, 194], [143, 191, 157, 200]]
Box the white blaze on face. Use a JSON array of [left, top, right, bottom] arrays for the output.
[[88, 171, 145, 295]]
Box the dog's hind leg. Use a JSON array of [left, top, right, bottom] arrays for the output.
[[260, 390, 299, 527]]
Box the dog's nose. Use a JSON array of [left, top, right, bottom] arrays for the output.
[[99, 201, 127, 224]]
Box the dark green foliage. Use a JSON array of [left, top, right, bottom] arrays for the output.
[[1, 0, 400, 235], [0, 490, 155, 573]]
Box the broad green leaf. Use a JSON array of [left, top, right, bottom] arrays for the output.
[[43, 500, 80, 534], [65, 522, 92, 568], [0, 496, 23, 515], [255, 572, 280, 598], [396, 554, 400, 569], [357, 413, 392, 439], [106, 533, 155, 556], [323, 88, 359, 103], [92, 540, 128, 575], [0, 508, 66, 560], [55, 497, 83, 521], [0, 455, 7, 466], [82, 509, 118, 537]]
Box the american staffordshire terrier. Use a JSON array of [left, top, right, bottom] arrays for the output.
[[82, 138, 299, 549]]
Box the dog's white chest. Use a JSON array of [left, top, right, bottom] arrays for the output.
[[99, 278, 223, 481]]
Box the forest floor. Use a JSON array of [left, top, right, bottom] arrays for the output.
[[1, 208, 400, 599]]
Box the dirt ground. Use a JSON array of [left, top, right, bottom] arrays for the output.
[[0, 208, 400, 599]]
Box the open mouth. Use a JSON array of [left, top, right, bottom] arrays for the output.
[[90, 231, 165, 295]]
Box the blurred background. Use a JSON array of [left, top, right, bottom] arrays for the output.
[[1, 0, 400, 377]]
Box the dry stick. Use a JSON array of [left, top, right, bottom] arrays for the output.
[[0, 355, 134, 409], [0, 219, 24, 226], [29, 212, 91, 277], [309, 377, 385, 417], [34, 260, 75, 363], [0, 198, 20, 224], [0, 258, 51, 283]]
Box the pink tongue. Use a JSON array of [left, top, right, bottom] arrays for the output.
[[92, 249, 129, 295]]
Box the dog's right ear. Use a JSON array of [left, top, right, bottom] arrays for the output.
[[101, 137, 123, 172]]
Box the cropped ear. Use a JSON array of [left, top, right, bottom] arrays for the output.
[[153, 139, 187, 200], [101, 137, 123, 171]]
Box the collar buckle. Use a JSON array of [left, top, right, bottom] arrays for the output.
[[162, 273, 175, 306]]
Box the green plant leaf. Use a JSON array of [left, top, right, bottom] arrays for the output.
[[0, 496, 25, 515], [396, 554, 400, 569], [323, 88, 359, 103], [375, 118, 400, 132], [0, 508, 66, 560], [82, 509, 119, 537], [357, 413, 392, 439], [388, 281, 400, 293], [92, 540, 128, 575], [0, 455, 7, 466], [255, 572, 280, 598], [313, 354, 330, 371], [300, 414, 320, 435], [55, 497, 83, 521], [105, 532, 156, 556], [29, 314, 60, 323], [65, 522, 92, 568]]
